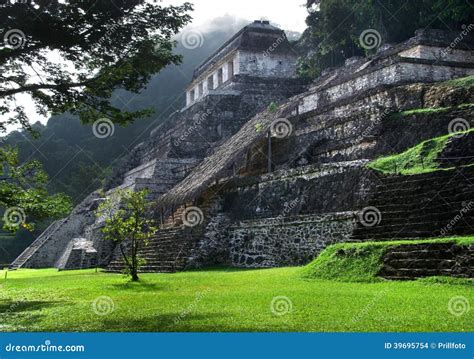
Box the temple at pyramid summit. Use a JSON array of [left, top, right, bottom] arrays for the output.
[[10, 22, 474, 279]]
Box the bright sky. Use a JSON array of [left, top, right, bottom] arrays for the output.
[[3, 0, 308, 132], [172, 0, 308, 33]]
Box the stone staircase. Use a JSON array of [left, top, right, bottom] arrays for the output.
[[105, 226, 203, 273], [105, 193, 220, 273], [352, 166, 474, 241], [378, 242, 473, 280], [160, 203, 192, 229], [8, 218, 67, 270]]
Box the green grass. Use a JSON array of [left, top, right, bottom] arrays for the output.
[[391, 103, 474, 119], [367, 129, 474, 175], [0, 258, 472, 332], [442, 75, 474, 89], [390, 107, 452, 119], [300, 237, 474, 282]]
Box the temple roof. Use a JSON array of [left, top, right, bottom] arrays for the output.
[[192, 20, 294, 80]]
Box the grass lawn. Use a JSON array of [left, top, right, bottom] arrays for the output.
[[0, 266, 472, 332]]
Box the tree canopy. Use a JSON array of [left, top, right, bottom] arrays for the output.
[[0, 146, 72, 232], [0, 0, 192, 134], [299, 0, 474, 78]]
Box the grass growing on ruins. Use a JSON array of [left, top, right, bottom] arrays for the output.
[[300, 237, 474, 282], [367, 129, 474, 175], [0, 250, 472, 333], [443, 75, 474, 89]]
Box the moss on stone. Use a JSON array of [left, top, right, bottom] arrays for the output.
[[442, 75, 474, 89], [367, 129, 474, 175], [392, 107, 451, 119]]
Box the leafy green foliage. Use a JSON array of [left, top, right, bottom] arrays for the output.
[[367, 129, 474, 175], [299, 0, 474, 78], [0, 147, 71, 232], [98, 189, 157, 281], [267, 102, 278, 113], [0, 0, 193, 134]]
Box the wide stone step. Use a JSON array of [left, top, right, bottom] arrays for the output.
[[371, 199, 474, 214], [383, 249, 456, 260], [370, 192, 473, 207], [379, 268, 454, 277], [352, 223, 474, 238], [374, 211, 474, 225], [377, 168, 474, 186], [372, 183, 474, 198], [383, 259, 457, 269]]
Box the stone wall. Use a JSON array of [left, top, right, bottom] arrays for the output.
[[227, 212, 356, 267], [237, 50, 297, 78], [221, 160, 373, 220]]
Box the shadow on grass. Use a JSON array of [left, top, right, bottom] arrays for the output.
[[0, 300, 72, 332], [183, 266, 256, 273], [110, 280, 168, 292], [99, 312, 231, 332], [0, 299, 61, 314]]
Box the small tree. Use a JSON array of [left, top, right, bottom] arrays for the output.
[[99, 189, 157, 281]]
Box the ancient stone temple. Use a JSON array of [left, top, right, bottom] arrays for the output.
[[185, 20, 298, 107], [10, 24, 474, 278]]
